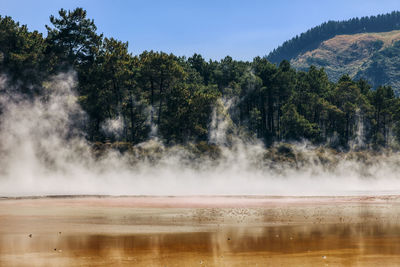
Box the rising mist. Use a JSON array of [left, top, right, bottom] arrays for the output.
[[1, 73, 400, 197]]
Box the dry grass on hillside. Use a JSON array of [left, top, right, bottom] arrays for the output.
[[291, 30, 400, 79]]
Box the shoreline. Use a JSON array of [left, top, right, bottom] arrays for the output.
[[1, 194, 399, 208]]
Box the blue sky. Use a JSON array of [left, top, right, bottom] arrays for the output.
[[1, 0, 399, 60]]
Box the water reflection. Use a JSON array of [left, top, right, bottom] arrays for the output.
[[2, 198, 400, 266], [2, 222, 400, 266]]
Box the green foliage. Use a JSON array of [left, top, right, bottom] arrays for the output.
[[46, 8, 102, 68], [2, 8, 400, 150], [281, 104, 319, 141], [160, 83, 219, 143], [0, 16, 46, 92]]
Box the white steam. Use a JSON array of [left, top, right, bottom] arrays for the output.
[[208, 98, 235, 145], [1, 73, 400, 197], [101, 116, 124, 139]]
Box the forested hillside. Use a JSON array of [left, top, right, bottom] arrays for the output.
[[2, 8, 400, 150], [290, 30, 400, 93], [267, 11, 400, 63]]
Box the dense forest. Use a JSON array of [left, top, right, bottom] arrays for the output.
[[267, 11, 400, 63], [1, 8, 400, 151]]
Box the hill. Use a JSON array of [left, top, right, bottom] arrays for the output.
[[290, 30, 400, 92], [267, 11, 400, 93], [267, 11, 400, 64]]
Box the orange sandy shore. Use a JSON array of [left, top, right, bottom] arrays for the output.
[[1, 195, 400, 266], [2, 194, 398, 207]]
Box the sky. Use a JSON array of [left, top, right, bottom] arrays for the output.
[[1, 0, 399, 61]]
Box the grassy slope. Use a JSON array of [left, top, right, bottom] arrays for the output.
[[291, 30, 400, 92]]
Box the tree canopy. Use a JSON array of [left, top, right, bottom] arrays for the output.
[[2, 8, 400, 150]]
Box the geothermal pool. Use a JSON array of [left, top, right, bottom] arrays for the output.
[[1, 195, 400, 266]]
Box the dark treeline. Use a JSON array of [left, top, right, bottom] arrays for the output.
[[1, 8, 400, 150], [268, 11, 400, 63]]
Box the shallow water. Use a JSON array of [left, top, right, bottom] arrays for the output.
[[1, 196, 400, 266]]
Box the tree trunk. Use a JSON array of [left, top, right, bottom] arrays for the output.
[[150, 80, 155, 124], [267, 89, 274, 141], [130, 92, 135, 143], [157, 79, 164, 127]]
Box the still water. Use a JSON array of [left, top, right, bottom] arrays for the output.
[[1, 196, 400, 266]]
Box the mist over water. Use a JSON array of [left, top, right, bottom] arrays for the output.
[[1, 73, 400, 197]]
